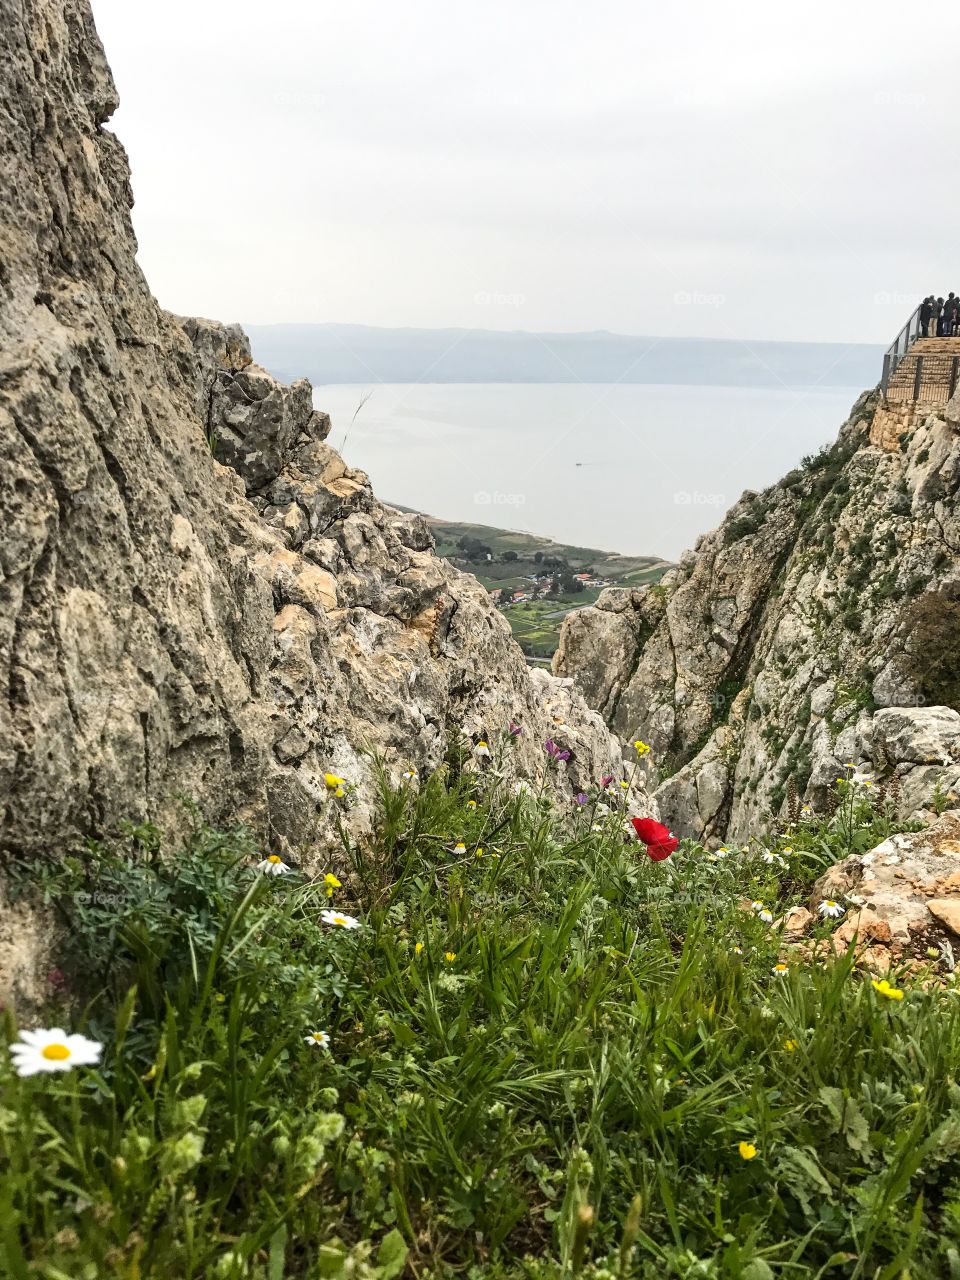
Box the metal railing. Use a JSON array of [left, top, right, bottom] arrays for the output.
[[881, 303, 924, 400], [883, 351, 960, 405]]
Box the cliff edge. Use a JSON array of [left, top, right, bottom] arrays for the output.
[[0, 0, 647, 1000]]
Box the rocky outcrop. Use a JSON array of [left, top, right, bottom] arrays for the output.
[[0, 0, 649, 959], [556, 390, 960, 841], [797, 810, 960, 972]]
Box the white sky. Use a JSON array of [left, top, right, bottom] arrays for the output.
[[90, 0, 960, 343]]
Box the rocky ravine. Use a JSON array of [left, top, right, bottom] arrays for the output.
[[0, 2, 649, 998], [555, 389, 960, 842]]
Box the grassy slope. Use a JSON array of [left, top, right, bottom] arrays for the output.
[[4, 763, 960, 1279]]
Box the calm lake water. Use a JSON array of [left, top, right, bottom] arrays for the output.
[[312, 382, 865, 561]]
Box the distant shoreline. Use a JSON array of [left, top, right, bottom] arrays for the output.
[[246, 323, 882, 391]]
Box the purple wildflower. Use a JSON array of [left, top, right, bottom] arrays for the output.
[[574, 792, 588, 806], [544, 738, 571, 763], [600, 774, 614, 789], [508, 721, 523, 737]]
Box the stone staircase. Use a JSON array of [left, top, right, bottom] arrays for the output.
[[884, 336, 960, 406]]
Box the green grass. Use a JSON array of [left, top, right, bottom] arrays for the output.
[[3, 766, 960, 1279]]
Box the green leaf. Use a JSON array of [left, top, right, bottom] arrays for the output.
[[269, 1224, 288, 1280], [375, 1228, 408, 1280], [740, 1262, 775, 1280]]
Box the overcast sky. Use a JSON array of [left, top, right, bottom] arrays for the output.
[[90, 0, 960, 344]]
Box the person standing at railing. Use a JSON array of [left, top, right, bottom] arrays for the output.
[[944, 293, 958, 337], [932, 296, 944, 337], [920, 296, 934, 337]]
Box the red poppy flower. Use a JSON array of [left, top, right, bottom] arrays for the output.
[[631, 816, 679, 861]]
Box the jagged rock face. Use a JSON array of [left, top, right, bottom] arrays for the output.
[[556, 392, 960, 841], [0, 0, 647, 928]]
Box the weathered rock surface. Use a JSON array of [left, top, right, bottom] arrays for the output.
[[0, 0, 651, 1005], [798, 811, 960, 970], [556, 388, 960, 841]]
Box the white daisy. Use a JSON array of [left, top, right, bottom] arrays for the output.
[[304, 1030, 331, 1048], [818, 899, 845, 919], [758, 909, 774, 924], [321, 910, 361, 930], [760, 851, 786, 866], [771, 963, 789, 977], [473, 741, 491, 759], [453, 842, 467, 855], [402, 768, 418, 781], [9, 1028, 102, 1077], [751, 900, 765, 912], [257, 855, 290, 877]]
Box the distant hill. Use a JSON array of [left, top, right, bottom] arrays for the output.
[[245, 323, 882, 389]]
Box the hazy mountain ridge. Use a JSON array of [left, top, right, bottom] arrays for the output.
[[246, 322, 882, 388]]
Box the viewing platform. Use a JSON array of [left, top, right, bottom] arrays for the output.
[[881, 306, 960, 408]]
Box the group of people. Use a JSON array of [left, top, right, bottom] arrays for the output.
[[920, 293, 960, 337]]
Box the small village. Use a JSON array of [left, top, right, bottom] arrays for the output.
[[488, 569, 611, 607]]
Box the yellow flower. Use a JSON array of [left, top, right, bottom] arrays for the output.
[[324, 772, 347, 797], [323, 873, 341, 898], [634, 739, 651, 757], [872, 978, 904, 1001], [475, 847, 484, 858], [783, 1038, 797, 1052], [619, 780, 629, 790], [415, 941, 424, 955], [738, 1141, 757, 1161], [444, 951, 457, 963]]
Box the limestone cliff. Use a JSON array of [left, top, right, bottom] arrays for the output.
[[0, 0, 647, 957], [555, 389, 960, 841]]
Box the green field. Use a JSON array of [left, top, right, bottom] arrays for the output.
[[395, 510, 671, 660]]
